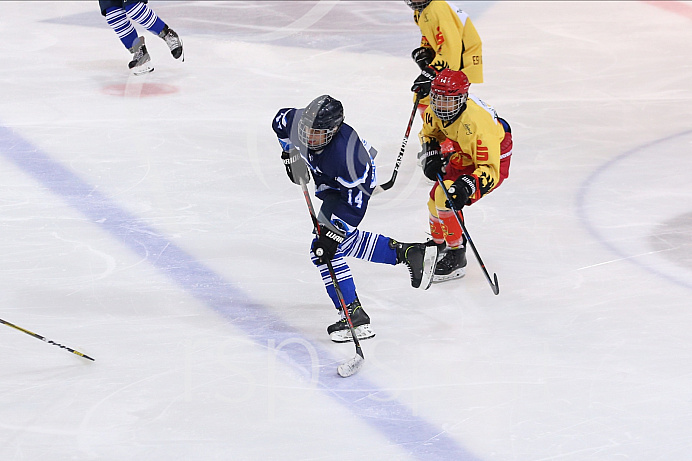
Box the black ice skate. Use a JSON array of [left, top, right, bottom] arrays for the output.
[[159, 25, 184, 61], [392, 240, 438, 290], [128, 36, 153, 75], [432, 246, 467, 283], [327, 298, 375, 343]]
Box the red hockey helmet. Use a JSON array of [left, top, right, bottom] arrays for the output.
[[430, 69, 470, 121]]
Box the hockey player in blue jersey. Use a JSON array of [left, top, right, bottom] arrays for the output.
[[272, 95, 438, 343], [99, 0, 183, 75]]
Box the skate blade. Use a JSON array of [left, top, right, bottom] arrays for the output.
[[132, 64, 154, 76], [419, 244, 439, 290], [329, 324, 375, 343], [432, 268, 466, 283]]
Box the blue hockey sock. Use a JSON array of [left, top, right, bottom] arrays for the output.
[[341, 231, 398, 265], [125, 2, 165, 35], [105, 7, 138, 49], [312, 253, 358, 309]]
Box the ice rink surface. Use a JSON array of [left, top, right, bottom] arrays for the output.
[[1, 1, 691, 460]]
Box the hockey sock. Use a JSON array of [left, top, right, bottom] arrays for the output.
[[125, 2, 165, 35], [438, 208, 465, 248], [428, 213, 446, 245], [105, 7, 139, 49], [314, 255, 358, 309], [340, 230, 397, 265]]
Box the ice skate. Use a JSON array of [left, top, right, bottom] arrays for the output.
[[392, 240, 438, 289], [432, 246, 467, 283], [159, 25, 184, 61], [128, 36, 153, 75], [327, 298, 375, 343]]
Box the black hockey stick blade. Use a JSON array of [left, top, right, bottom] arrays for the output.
[[338, 349, 365, 377], [492, 273, 499, 295], [436, 174, 500, 296], [377, 171, 397, 191]]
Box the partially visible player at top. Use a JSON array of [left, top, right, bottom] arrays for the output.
[[407, 0, 483, 102], [406, 0, 484, 164], [99, 0, 184, 75], [272, 95, 439, 343]]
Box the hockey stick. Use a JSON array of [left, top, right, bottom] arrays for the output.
[[0, 317, 95, 361], [299, 182, 364, 377], [436, 174, 500, 295], [374, 93, 422, 193]]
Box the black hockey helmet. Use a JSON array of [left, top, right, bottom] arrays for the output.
[[298, 95, 344, 150], [404, 0, 433, 12]]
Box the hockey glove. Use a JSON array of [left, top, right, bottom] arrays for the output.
[[281, 149, 310, 185], [411, 66, 436, 97], [312, 225, 346, 265], [411, 46, 435, 71], [422, 140, 446, 181], [446, 175, 476, 209]]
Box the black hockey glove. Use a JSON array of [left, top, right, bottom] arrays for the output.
[[411, 66, 436, 98], [281, 149, 310, 185], [411, 46, 435, 70], [421, 140, 446, 181], [312, 225, 346, 265], [446, 175, 477, 209]]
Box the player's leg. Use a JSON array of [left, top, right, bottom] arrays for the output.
[[339, 229, 438, 290], [124, 0, 184, 60], [430, 183, 468, 283], [311, 248, 374, 343], [101, 1, 153, 75]]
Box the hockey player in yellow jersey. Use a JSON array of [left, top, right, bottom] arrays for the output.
[[420, 69, 512, 282]]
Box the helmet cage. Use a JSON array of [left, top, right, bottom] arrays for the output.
[[431, 92, 468, 121], [297, 95, 344, 150], [298, 121, 339, 150], [404, 0, 433, 12]]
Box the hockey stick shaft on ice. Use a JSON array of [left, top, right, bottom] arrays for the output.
[[299, 182, 364, 377], [436, 174, 500, 295], [375, 93, 422, 193], [0, 317, 95, 361]]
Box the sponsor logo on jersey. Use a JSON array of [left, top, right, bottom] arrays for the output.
[[435, 26, 445, 52]]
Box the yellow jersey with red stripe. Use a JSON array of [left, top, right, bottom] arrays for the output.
[[414, 1, 483, 83], [419, 94, 504, 200]]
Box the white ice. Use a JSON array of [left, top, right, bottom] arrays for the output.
[[1, 1, 691, 460]]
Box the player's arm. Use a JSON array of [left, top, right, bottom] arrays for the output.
[[423, 7, 464, 72], [272, 108, 309, 184], [469, 130, 500, 200], [459, 17, 483, 83], [419, 109, 448, 180], [454, 120, 500, 204]]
